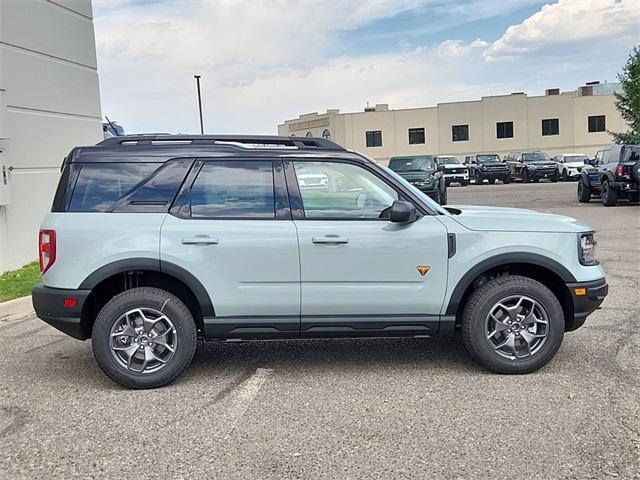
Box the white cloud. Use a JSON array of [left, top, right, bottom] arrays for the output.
[[93, 0, 636, 135], [434, 38, 489, 58], [484, 0, 640, 61]]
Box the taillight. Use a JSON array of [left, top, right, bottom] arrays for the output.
[[39, 229, 57, 274], [615, 165, 624, 177]]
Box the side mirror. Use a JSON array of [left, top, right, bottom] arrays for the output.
[[389, 200, 417, 223], [437, 164, 446, 172]]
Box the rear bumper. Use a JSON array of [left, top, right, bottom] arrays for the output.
[[565, 278, 608, 331], [32, 284, 90, 340], [610, 181, 638, 192]]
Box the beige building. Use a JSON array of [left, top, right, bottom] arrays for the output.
[[278, 83, 626, 164], [0, 0, 102, 273]]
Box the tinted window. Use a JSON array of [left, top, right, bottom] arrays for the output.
[[452, 125, 469, 142], [408, 128, 425, 144], [437, 156, 460, 165], [542, 118, 559, 136], [69, 163, 159, 212], [366, 130, 383, 147], [189, 161, 275, 218], [496, 121, 513, 139], [293, 161, 398, 219], [588, 115, 606, 133]]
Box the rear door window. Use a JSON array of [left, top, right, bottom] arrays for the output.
[[69, 163, 159, 212], [189, 161, 275, 218]]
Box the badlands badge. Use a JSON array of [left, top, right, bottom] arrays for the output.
[[416, 265, 431, 276]]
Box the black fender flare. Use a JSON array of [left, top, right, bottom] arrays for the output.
[[78, 258, 215, 316], [444, 252, 577, 316], [600, 170, 615, 184], [579, 170, 593, 187]]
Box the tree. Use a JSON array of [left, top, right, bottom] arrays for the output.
[[611, 45, 640, 144]]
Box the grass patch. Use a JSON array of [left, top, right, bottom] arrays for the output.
[[0, 261, 41, 303]]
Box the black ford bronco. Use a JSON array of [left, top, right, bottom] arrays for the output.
[[578, 144, 640, 206]]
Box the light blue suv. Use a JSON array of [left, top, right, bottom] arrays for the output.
[[32, 135, 608, 388]]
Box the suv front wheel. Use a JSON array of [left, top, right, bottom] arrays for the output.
[[92, 287, 197, 389], [462, 275, 564, 374]]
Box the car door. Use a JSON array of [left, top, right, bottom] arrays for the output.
[[286, 158, 449, 337], [161, 158, 300, 338]]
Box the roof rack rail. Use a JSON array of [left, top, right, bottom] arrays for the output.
[[97, 134, 345, 151]]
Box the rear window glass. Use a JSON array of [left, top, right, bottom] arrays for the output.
[[69, 163, 159, 212], [189, 161, 275, 218]]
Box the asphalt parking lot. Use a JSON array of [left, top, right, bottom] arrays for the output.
[[0, 181, 638, 479]]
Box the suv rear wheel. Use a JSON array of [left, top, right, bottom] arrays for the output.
[[601, 179, 618, 206], [92, 287, 197, 389], [462, 275, 564, 374]]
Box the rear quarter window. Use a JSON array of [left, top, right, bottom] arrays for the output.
[[68, 163, 160, 212]]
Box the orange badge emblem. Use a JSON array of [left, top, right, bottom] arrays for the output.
[[417, 265, 431, 276]]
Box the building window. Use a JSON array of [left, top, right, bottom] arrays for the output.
[[322, 129, 331, 139], [408, 128, 425, 144], [542, 118, 559, 136], [452, 125, 469, 142], [305, 131, 313, 137], [496, 121, 514, 139], [365, 130, 382, 147], [588, 115, 606, 133]]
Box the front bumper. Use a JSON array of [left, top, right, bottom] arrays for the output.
[[565, 278, 608, 331], [530, 170, 558, 179], [478, 170, 509, 179], [32, 284, 91, 340]]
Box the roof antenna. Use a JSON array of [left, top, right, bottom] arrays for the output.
[[104, 116, 119, 136]]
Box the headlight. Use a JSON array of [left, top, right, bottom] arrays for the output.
[[578, 233, 598, 265], [529, 164, 536, 170]]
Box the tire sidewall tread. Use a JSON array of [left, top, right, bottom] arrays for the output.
[[461, 275, 564, 374], [92, 287, 197, 389]]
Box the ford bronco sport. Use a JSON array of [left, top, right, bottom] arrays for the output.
[[506, 151, 559, 183], [33, 135, 608, 388]]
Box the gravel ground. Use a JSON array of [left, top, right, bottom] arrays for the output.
[[0, 181, 638, 479]]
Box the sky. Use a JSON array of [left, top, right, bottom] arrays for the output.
[[92, 0, 640, 135]]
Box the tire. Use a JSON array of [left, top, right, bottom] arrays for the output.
[[630, 193, 639, 203], [503, 176, 511, 184], [601, 179, 618, 206], [462, 275, 564, 374], [562, 170, 568, 182], [533, 178, 540, 183], [440, 186, 448, 205], [460, 180, 468, 187], [522, 169, 530, 183], [577, 181, 591, 203], [489, 179, 496, 185], [475, 172, 483, 185], [92, 287, 197, 389], [550, 176, 559, 183]]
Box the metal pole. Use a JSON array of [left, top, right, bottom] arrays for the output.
[[194, 75, 204, 134]]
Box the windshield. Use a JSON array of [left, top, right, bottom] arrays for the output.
[[380, 164, 449, 215], [437, 156, 459, 165], [522, 152, 551, 162], [564, 155, 588, 163], [388, 156, 435, 172], [476, 154, 501, 163]]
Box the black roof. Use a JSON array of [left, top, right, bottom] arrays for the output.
[[68, 134, 357, 163]]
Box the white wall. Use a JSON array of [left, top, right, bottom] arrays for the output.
[[0, 0, 102, 273]]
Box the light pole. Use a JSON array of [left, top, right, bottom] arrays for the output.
[[194, 75, 204, 134]]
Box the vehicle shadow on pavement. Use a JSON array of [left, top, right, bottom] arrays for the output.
[[186, 335, 483, 378]]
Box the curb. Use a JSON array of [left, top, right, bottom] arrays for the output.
[[0, 295, 34, 322]]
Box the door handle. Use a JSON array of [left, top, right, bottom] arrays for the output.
[[181, 235, 219, 245], [312, 235, 349, 244]]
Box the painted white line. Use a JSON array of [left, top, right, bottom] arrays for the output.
[[225, 368, 273, 430]]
